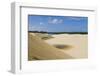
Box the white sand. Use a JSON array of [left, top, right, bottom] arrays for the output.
[[28, 33, 73, 60], [45, 34, 88, 58]]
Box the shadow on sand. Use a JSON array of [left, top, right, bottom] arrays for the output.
[[53, 44, 73, 50]]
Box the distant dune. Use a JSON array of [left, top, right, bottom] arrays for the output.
[[28, 33, 73, 60]]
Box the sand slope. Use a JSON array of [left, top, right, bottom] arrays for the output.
[[45, 34, 88, 58], [28, 33, 73, 60]]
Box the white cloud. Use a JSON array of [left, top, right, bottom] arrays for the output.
[[51, 19, 58, 24], [39, 22, 44, 25], [48, 18, 63, 24]]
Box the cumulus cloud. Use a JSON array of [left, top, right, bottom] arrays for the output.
[[39, 22, 44, 25], [48, 18, 63, 24]]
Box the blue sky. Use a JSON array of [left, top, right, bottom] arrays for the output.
[[28, 15, 88, 32]]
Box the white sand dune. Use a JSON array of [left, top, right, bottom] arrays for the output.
[[45, 34, 88, 58], [28, 33, 73, 60]]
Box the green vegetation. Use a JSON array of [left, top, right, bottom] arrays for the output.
[[29, 31, 88, 35]]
